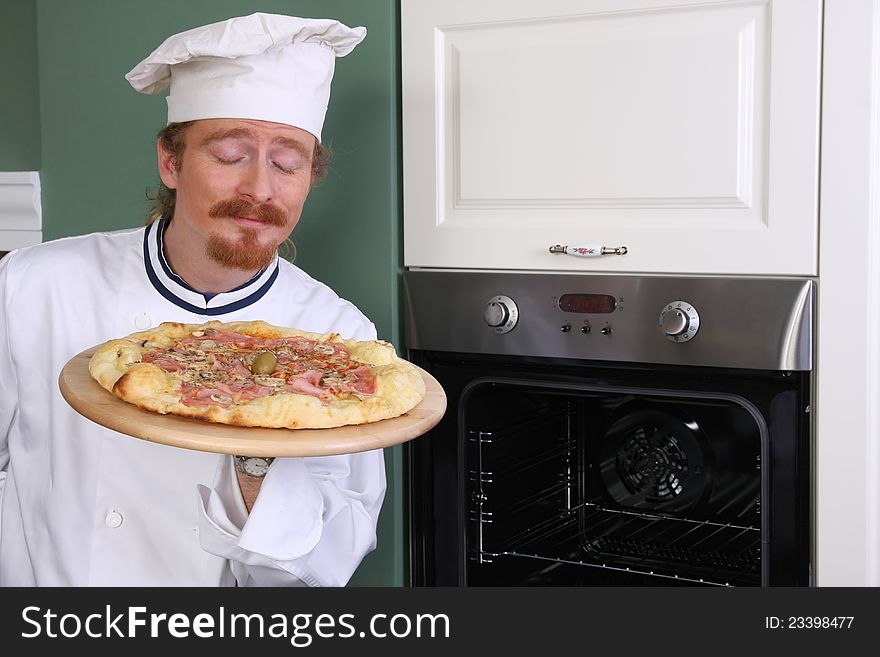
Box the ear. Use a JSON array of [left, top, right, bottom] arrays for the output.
[[157, 138, 179, 189]]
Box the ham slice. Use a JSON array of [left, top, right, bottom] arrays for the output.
[[179, 385, 232, 407], [150, 358, 184, 372], [343, 366, 377, 395], [283, 369, 328, 399]]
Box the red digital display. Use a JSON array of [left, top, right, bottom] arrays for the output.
[[559, 293, 617, 314]]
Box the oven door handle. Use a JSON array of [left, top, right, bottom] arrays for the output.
[[549, 244, 628, 257]]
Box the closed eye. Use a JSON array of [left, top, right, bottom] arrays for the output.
[[272, 160, 305, 174], [215, 155, 245, 165]]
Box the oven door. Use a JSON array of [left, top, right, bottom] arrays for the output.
[[407, 352, 810, 587]]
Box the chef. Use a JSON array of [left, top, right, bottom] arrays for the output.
[[0, 13, 385, 586]]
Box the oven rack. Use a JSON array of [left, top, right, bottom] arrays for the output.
[[482, 502, 761, 586], [469, 476, 573, 521], [466, 399, 575, 445], [467, 452, 576, 561], [468, 438, 573, 483], [467, 403, 576, 531]]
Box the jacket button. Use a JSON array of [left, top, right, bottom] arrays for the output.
[[134, 313, 152, 329], [105, 511, 123, 528]]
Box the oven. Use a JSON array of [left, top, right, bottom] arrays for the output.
[[404, 271, 812, 587]]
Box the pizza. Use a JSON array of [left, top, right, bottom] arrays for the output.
[[88, 320, 426, 429]]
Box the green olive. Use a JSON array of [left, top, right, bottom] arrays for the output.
[[251, 351, 278, 375]]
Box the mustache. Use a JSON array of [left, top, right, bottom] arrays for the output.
[[208, 198, 288, 227]]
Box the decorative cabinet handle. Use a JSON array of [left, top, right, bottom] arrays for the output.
[[549, 244, 628, 257]]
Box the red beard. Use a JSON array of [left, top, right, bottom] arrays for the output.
[[206, 198, 288, 271], [206, 229, 278, 271]]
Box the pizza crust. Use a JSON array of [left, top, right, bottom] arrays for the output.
[[88, 320, 426, 429]]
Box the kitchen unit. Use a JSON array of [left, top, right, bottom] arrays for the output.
[[402, 0, 880, 585], [402, 0, 821, 275]]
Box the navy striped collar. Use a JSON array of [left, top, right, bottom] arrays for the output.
[[143, 218, 279, 316]]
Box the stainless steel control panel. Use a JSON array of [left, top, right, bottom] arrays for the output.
[[404, 270, 813, 371]]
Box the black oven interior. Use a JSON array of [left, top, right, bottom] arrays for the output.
[[408, 353, 810, 587], [404, 271, 813, 588]]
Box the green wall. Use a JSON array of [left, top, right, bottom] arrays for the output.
[[0, 0, 41, 170], [12, 0, 404, 586]]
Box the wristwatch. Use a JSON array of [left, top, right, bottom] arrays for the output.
[[234, 455, 275, 478]]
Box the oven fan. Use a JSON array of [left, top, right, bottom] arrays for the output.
[[599, 408, 711, 513]]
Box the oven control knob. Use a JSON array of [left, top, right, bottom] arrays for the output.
[[660, 301, 700, 343], [483, 295, 519, 334]]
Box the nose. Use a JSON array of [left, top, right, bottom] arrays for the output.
[[237, 157, 273, 204]]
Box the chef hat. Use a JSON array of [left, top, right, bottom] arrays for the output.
[[125, 12, 366, 140]]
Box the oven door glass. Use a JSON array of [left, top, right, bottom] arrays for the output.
[[465, 380, 762, 586], [408, 353, 810, 587]]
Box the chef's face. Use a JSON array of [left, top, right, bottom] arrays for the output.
[[158, 118, 315, 271]]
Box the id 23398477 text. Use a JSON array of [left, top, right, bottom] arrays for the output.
[[764, 617, 854, 630]]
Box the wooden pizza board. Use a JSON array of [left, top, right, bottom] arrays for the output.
[[58, 347, 446, 458]]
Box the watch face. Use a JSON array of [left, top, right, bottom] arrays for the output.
[[240, 457, 271, 477]]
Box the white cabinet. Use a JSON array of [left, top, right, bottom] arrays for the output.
[[0, 172, 42, 250], [402, 0, 822, 275]]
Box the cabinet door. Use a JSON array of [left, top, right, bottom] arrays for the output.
[[402, 0, 821, 275]]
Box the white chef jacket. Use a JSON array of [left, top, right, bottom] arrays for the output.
[[0, 220, 386, 586]]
